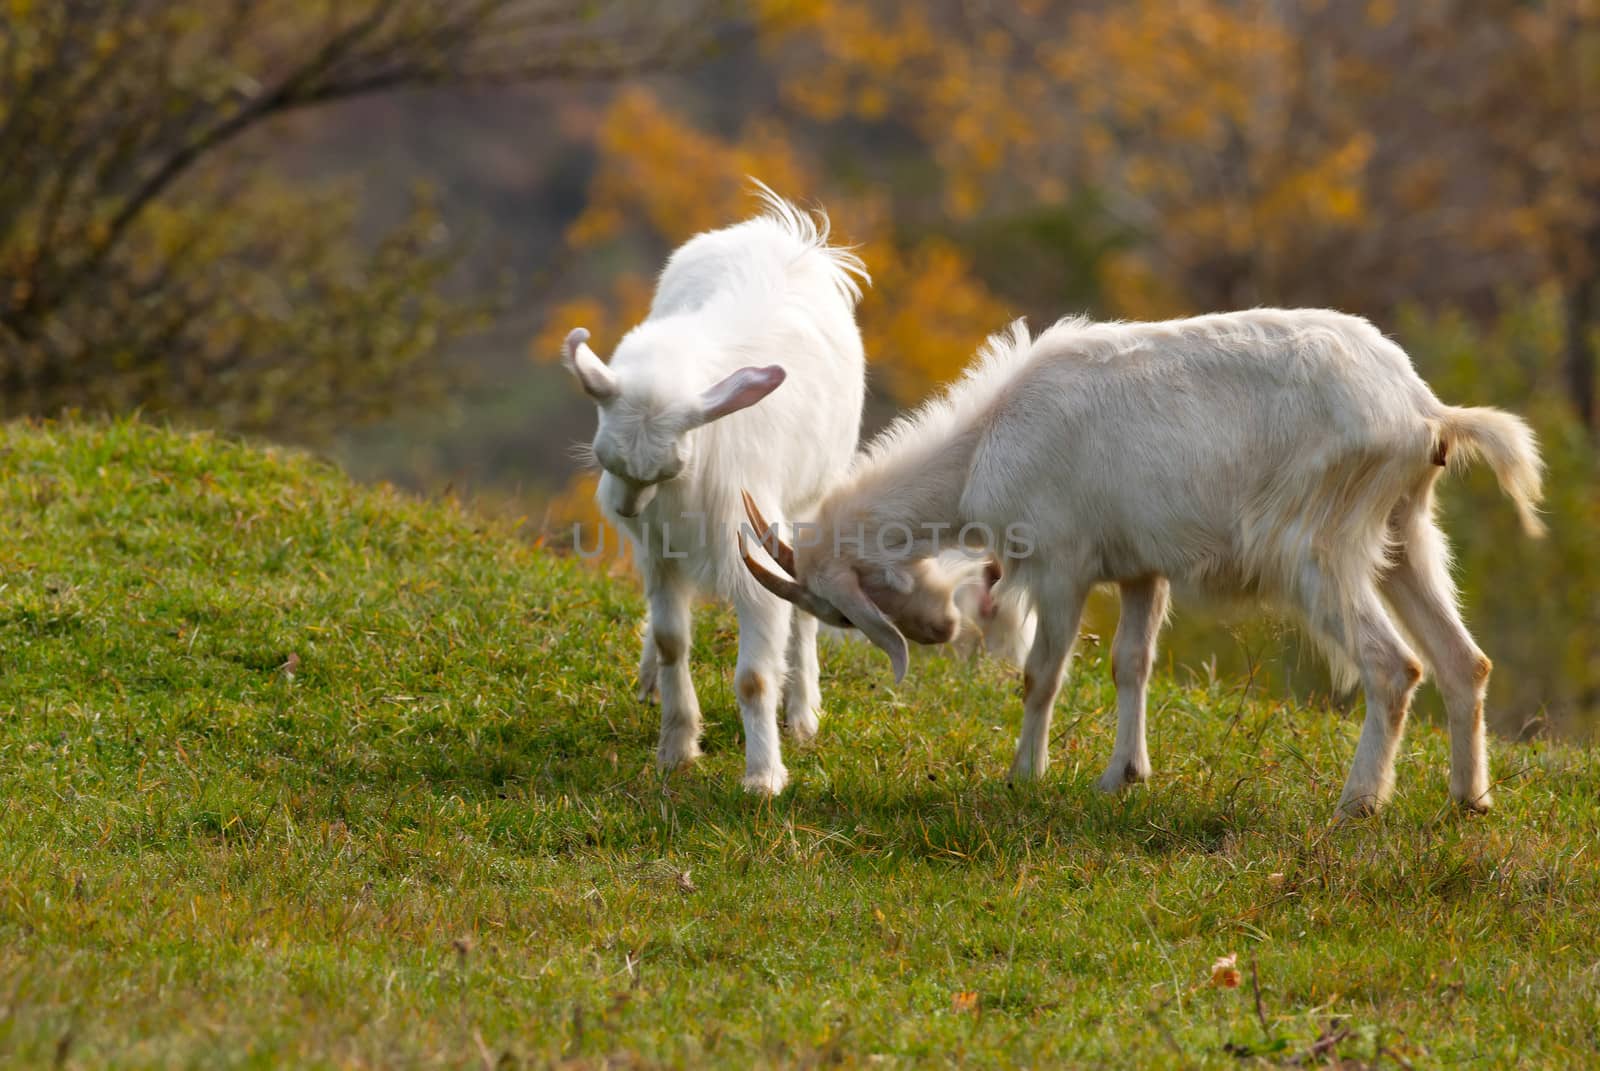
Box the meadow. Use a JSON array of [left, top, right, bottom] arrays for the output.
[[2, 419, 1596, 1068]]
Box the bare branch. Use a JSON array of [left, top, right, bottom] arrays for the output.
[[1, 0, 716, 430]]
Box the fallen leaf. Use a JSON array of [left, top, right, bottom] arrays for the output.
[[1211, 952, 1241, 988], [676, 869, 696, 893]]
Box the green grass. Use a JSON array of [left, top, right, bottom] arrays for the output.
[[2, 418, 1596, 1068]]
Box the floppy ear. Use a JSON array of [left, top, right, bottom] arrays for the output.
[[695, 365, 786, 425], [820, 569, 910, 683], [978, 558, 1003, 620], [562, 327, 619, 402]]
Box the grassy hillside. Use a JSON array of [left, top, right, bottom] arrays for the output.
[[1, 419, 1596, 1068]]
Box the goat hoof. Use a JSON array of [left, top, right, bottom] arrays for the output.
[[785, 705, 821, 744], [741, 766, 789, 796], [1335, 792, 1384, 819], [1096, 766, 1149, 795], [656, 737, 701, 772], [1453, 789, 1493, 815], [1097, 757, 1150, 794], [1007, 758, 1047, 783], [635, 667, 660, 704]]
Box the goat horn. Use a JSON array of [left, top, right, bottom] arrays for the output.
[[562, 326, 619, 401], [562, 327, 591, 361], [737, 533, 852, 628], [740, 489, 796, 575], [817, 570, 910, 683], [739, 531, 802, 603]]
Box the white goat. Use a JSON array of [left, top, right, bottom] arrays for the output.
[[741, 310, 1544, 816], [564, 184, 867, 794]]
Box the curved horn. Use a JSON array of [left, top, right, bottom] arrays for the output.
[[819, 571, 910, 684], [738, 534, 851, 628], [562, 327, 619, 401], [740, 489, 795, 575]]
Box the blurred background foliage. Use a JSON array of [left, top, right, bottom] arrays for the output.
[[0, 0, 705, 435], [1, 0, 1595, 733]]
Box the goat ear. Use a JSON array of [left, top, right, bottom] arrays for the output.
[[694, 365, 786, 426], [563, 328, 619, 402], [884, 564, 915, 595], [821, 570, 910, 683], [978, 558, 1002, 620]]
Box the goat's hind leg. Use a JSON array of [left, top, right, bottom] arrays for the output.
[[733, 590, 794, 795], [1381, 509, 1494, 812], [645, 566, 702, 770], [636, 621, 660, 703], [1300, 568, 1424, 817], [1100, 576, 1169, 793], [782, 610, 822, 743]]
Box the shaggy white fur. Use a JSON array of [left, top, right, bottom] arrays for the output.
[[565, 182, 868, 795], [747, 309, 1544, 816]]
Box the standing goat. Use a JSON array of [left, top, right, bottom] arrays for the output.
[[564, 184, 867, 794], [742, 310, 1543, 816]]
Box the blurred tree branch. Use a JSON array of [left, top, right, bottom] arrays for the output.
[[0, 0, 713, 434]]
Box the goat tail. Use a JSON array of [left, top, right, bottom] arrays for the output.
[[1435, 405, 1547, 537]]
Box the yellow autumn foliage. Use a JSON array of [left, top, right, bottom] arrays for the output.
[[529, 2, 1597, 730], [547, 84, 1009, 400], [566, 87, 810, 248]]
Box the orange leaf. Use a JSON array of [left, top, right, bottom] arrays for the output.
[[1210, 953, 1241, 988]]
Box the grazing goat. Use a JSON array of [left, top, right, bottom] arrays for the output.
[[741, 310, 1543, 816], [564, 184, 867, 794]]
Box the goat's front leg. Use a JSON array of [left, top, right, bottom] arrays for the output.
[[782, 610, 822, 743], [733, 590, 794, 795], [1009, 581, 1089, 781], [644, 565, 701, 770], [1100, 575, 1169, 792]]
